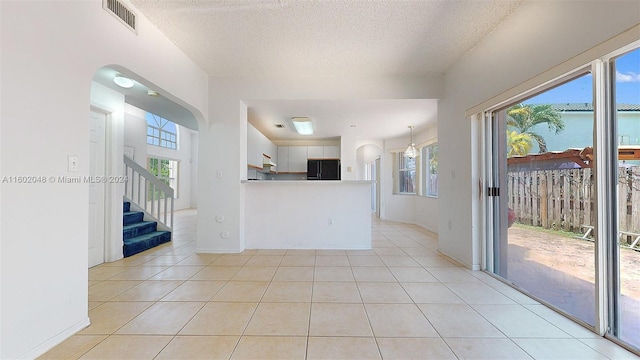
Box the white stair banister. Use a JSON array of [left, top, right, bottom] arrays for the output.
[[123, 155, 174, 230]]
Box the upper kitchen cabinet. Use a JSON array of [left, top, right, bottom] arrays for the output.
[[247, 123, 277, 169], [307, 145, 340, 159], [277, 146, 289, 173], [288, 146, 308, 173]]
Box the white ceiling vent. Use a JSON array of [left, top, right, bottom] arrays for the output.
[[103, 0, 137, 34]]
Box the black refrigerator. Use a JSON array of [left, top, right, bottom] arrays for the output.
[[307, 159, 341, 180]]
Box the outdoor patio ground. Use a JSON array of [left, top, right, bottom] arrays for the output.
[[507, 225, 640, 347]]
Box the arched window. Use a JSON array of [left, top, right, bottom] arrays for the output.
[[146, 112, 177, 149]]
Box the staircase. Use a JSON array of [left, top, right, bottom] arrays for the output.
[[123, 201, 171, 257]]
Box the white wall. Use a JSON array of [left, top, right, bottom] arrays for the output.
[[244, 182, 372, 249], [0, 1, 208, 358], [437, 1, 640, 269], [124, 104, 149, 167], [379, 126, 439, 233]]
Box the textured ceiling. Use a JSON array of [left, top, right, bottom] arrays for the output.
[[124, 0, 524, 140], [130, 0, 524, 78]]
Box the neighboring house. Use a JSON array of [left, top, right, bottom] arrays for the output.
[[1, 1, 639, 359], [524, 103, 640, 154]]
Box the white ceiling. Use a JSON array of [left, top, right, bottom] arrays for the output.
[[123, 0, 524, 140]]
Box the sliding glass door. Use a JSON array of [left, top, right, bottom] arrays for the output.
[[486, 44, 640, 352], [490, 72, 597, 327], [613, 47, 640, 349]]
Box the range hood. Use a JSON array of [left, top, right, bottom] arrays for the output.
[[263, 154, 276, 167]]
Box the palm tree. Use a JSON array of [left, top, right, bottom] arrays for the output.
[[507, 130, 533, 157], [506, 103, 564, 153]]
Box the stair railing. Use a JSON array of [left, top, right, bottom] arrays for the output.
[[123, 155, 174, 230]]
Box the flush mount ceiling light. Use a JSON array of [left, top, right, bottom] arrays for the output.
[[113, 75, 134, 88], [404, 125, 419, 159], [292, 117, 313, 135], [147, 90, 159, 96]]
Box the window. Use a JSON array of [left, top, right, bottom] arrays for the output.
[[148, 157, 178, 198], [421, 143, 438, 197], [396, 152, 416, 194], [146, 112, 177, 149]]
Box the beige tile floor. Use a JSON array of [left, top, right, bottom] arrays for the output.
[[40, 209, 640, 360]]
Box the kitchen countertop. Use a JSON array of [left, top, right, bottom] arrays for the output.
[[241, 180, 373, 184]]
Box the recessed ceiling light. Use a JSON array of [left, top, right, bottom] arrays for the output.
[[292, 117, 313, 135], [113, 75, 134, 88]]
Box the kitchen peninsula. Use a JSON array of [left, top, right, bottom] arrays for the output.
[[242, 180, 372, 250]]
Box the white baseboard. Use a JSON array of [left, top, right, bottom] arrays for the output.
[[18, 317, 90, 360]]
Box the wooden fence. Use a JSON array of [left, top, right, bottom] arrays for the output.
[[507, 166, 640, 237]]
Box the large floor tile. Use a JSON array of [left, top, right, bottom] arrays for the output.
[[272, 266, 315, 281], [427, 267, 482, 282], [307, 337, 381, 360], [315, 255, 350, 266], [401, 282, 464, 304], [347, 255, 385, 266], [365, 303, 438, 337], [111, 280, 183, 301], [352, 266, 397, 282], [472, 304, 571, 338], [262, 281, 313, 302], [115, 301, 205, 335], [524, 304, 601, 339], [380, 255, 421, 267], [388, 266, 438, 282], [309, 303, 373, 337], [313, 266, 355, 281], [513, 338, 609, 359], [155, 335, 239, 360], [88, 266, 128, 281], [37, 335, 107, 360], [279, 255, 316, 266], [230, 266, 277, 281], [174, 253, 221, 266], [78, 335, 172, 360], [245, 255, 283, 266], [180, 302, 257, 335], [579, 338, 640, 359], [150, 265, 205, 280], [357, 282, 413, 303], [80, 301, 153, 335], [190, 266, 241, 280], [376, 338, 457, 360], [312, 281, 362, 303], [88, 280, 142, 302], [244, 302, 311, 336], [108, 266, 168, 280], [444, 281, 516, 304], [160, 280, 226, 301], [418, 303, 504, 338], [210, 255, 252, 266], [231, 336, 307, 360], [210, 281, 269, 302], [444, 338, 533, 360]]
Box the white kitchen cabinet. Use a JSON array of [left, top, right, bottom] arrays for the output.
[[277, 146, 289, 172], [307, 146, 323, 159], [247, 123, 262, 168], [289, 146, 308, 173], [323, 145, 340, 159], [247, 123, 277, 169]]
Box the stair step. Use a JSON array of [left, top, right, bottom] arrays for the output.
[[123, 211, 144, 226], [123, 201, 131, 213], [123, 221, 157, 240], [123, 231, 171, 257]]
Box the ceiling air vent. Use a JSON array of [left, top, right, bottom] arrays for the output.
[[275, 124, 285, 129], [103, 0, 137, 34]]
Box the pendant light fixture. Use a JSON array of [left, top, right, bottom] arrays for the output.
[[404, 125, 419, 159]]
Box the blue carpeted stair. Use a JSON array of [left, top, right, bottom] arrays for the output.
[[123, 201, 171, 257]]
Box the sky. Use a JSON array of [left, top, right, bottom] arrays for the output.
[[523, 47, 640, 105]]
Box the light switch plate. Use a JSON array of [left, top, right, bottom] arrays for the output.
[[68, 155, 79, 172]]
